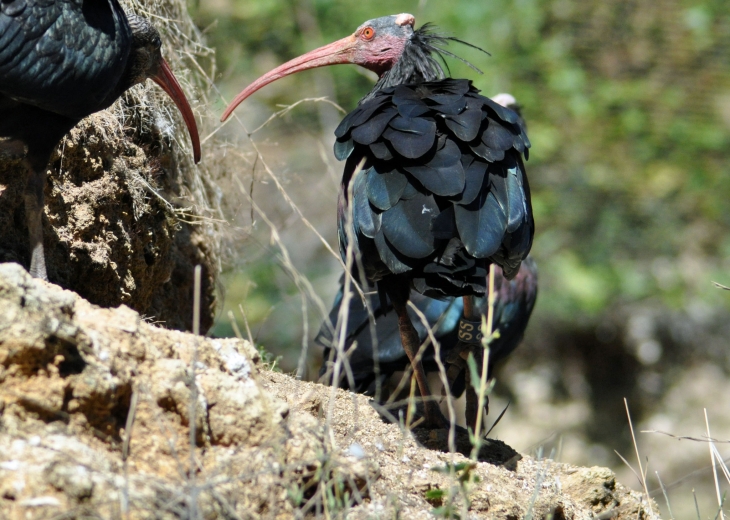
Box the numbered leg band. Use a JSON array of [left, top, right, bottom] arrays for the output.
[[457, 318, 483, 344]]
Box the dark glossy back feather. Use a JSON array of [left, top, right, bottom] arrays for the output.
[[336, 78, 533, 299], [316, 257, 538, 394], [0, 0, 131, 119]]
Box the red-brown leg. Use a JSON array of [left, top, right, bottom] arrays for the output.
[[386, 281, 447, 428]]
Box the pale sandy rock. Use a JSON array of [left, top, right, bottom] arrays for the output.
[[0, 264, 657, 518]]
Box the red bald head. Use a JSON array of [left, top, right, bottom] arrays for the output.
[[221, 14, 417, 122]]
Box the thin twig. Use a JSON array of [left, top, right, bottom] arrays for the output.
[[641, 429, 730, 443], [225, 99, 350, 273], [249, 98, 346, 136]]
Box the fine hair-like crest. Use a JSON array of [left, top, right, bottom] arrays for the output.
[[368, 23, 490, 97]]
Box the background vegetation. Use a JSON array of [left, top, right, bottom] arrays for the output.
[[190, 0, 730, 517]]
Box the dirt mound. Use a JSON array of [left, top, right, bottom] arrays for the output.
[[0, 265, 658, 518], [0, 263, 361, 518]]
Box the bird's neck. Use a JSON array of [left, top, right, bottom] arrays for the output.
[[98, 15, 154, 109], [95, 73, 133, 111], [361, 41, 446, 104], [96, 47, 148, 110]]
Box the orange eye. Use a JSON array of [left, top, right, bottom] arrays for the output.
[[362, 27, 375, 40]]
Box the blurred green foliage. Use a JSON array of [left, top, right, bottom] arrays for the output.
[[193, 0, 730, 341]]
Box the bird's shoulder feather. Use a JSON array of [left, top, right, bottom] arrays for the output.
[[0, 0, 132, 118], [336, 79, 534, 294]]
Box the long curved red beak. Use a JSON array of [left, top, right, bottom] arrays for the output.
[[220, 36, 357, 122], [152, 59, 202, 163]]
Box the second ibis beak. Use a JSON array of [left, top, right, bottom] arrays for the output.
[[220, 35, 358, 122], [152, 58, 202, 164]]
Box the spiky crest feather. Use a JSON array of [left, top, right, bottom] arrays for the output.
[[363, 23, 489, 103]]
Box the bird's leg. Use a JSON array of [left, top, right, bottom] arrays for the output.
[[23, 158, 48, 280], [461, 295, 486, 433], [395, 302, 446, 428], [389, 291, 447, 428]]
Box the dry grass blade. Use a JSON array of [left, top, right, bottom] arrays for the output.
[[524, 447, 548, 520], [471, 263, 496, 458], [484, 401, 510, 438], [314, 158, 384, 401], [706, 409, 727, 520], [711, 444, 730, 486], [624, 398, 654, 516], [655, 471, 675, 519], [122, 387, 139, 463], [404, 374, 418, 430], [227, 310, 244, 339], [238, 304, 255, 347], [122, 385, 139, 520], [407, 301, 458, 454], [323, 158, 365, 447], [223, 102, 348, 274], [695, 489, 702, 520], [614, 449, 644, 486], [234, 182, 332, 354], [382, 304, 454, 418]]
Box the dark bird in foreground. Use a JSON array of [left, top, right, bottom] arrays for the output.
[[315, 257, 537, 420], [222, 14, 533, 428], [0, 0, 201, 280]]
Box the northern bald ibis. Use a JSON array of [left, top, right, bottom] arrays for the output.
[[0, 0, 201, 280], [222, 14, 533, 428]]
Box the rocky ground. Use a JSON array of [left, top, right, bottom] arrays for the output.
[[0, 263, 659, 519]]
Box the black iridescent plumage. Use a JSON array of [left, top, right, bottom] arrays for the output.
[[316, 257, 537, 396], [336, 77, 532, 299], [222, 14, 534, 428], [0, 0, 200, 280], [0, 0, 130, 119]]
